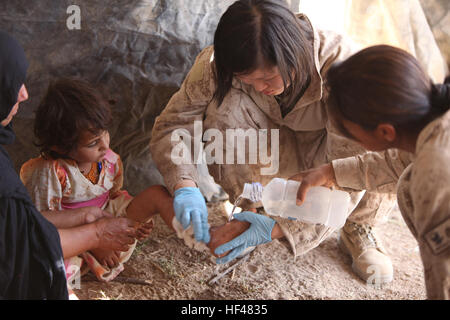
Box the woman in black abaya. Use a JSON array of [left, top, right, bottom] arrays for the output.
[[0, 31, 69, 299]]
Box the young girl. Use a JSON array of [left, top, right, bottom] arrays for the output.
[[20, 78, 175, 284]]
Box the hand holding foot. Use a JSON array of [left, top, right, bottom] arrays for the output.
[[94, 217, 137, 252], [214, 212, 276, 264], [208, 219, 250, 258]]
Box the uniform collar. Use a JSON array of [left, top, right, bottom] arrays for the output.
[[415, 109, 450, 154]]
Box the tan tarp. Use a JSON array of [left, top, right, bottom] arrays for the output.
[[296, 0, 447, 82]]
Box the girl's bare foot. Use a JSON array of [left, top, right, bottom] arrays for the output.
[[208, 219, 250, 257], [90, 248, 121, 268]]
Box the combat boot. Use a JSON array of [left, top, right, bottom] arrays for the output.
[[339, 221, 393, 285]]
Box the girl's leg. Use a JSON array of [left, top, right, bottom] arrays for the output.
[[127, 185, 254, 257], [125, 185, 175, 230]]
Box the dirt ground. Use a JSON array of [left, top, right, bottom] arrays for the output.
[[73, 201, 426, 300]]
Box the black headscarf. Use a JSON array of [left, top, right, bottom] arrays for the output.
[[0, 31, 30, 202], [0, 31, 68, 300], [0, 31, 29, 145]]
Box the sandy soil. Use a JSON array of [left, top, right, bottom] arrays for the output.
[[73, 201, 426, 300]]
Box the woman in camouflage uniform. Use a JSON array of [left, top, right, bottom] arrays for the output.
[[291, 45, 449, 299], [151, 0, 398, 283]]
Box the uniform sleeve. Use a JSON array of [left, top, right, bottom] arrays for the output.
[[150, 46, 216, 194], [408, 147, 450, 299], [20, 158, 64, 211], [267, 148, 413, 257], [316, 28, 361, 77], [331, 149, 414, 193], [265, 149, 413, 258]]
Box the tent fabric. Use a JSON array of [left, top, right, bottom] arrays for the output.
[[0, 0, 234, 198], [0, 0, 448, 199], [298, 0, 448, 82]]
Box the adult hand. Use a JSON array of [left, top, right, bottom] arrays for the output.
[[173, 187, 210, 243], [94, 217, 137, 252], [208, 219, 251, 258], [288, 163, 337, 206], [214, 211, 275, 264]]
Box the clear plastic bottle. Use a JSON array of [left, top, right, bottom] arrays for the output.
[[241, 178, 351, 229]]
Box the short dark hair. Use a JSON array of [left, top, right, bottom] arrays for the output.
[[213, 0, 314, 107], [34, 78, 112, 158], [327, 45, 450, 136]]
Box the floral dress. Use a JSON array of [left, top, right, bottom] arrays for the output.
[[20, 149, 136, 285]]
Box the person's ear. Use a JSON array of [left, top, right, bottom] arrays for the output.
[[18, 85, 29, 103], [375, 123, 397, 143]]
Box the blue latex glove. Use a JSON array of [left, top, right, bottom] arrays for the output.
[[173, 187, 210, 243], [215, 211, 275, 264]]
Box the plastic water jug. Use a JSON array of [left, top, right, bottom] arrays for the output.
[[241, 178, 351, 229]]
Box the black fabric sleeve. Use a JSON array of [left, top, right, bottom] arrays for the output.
[[0, 197, 68, 300]]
